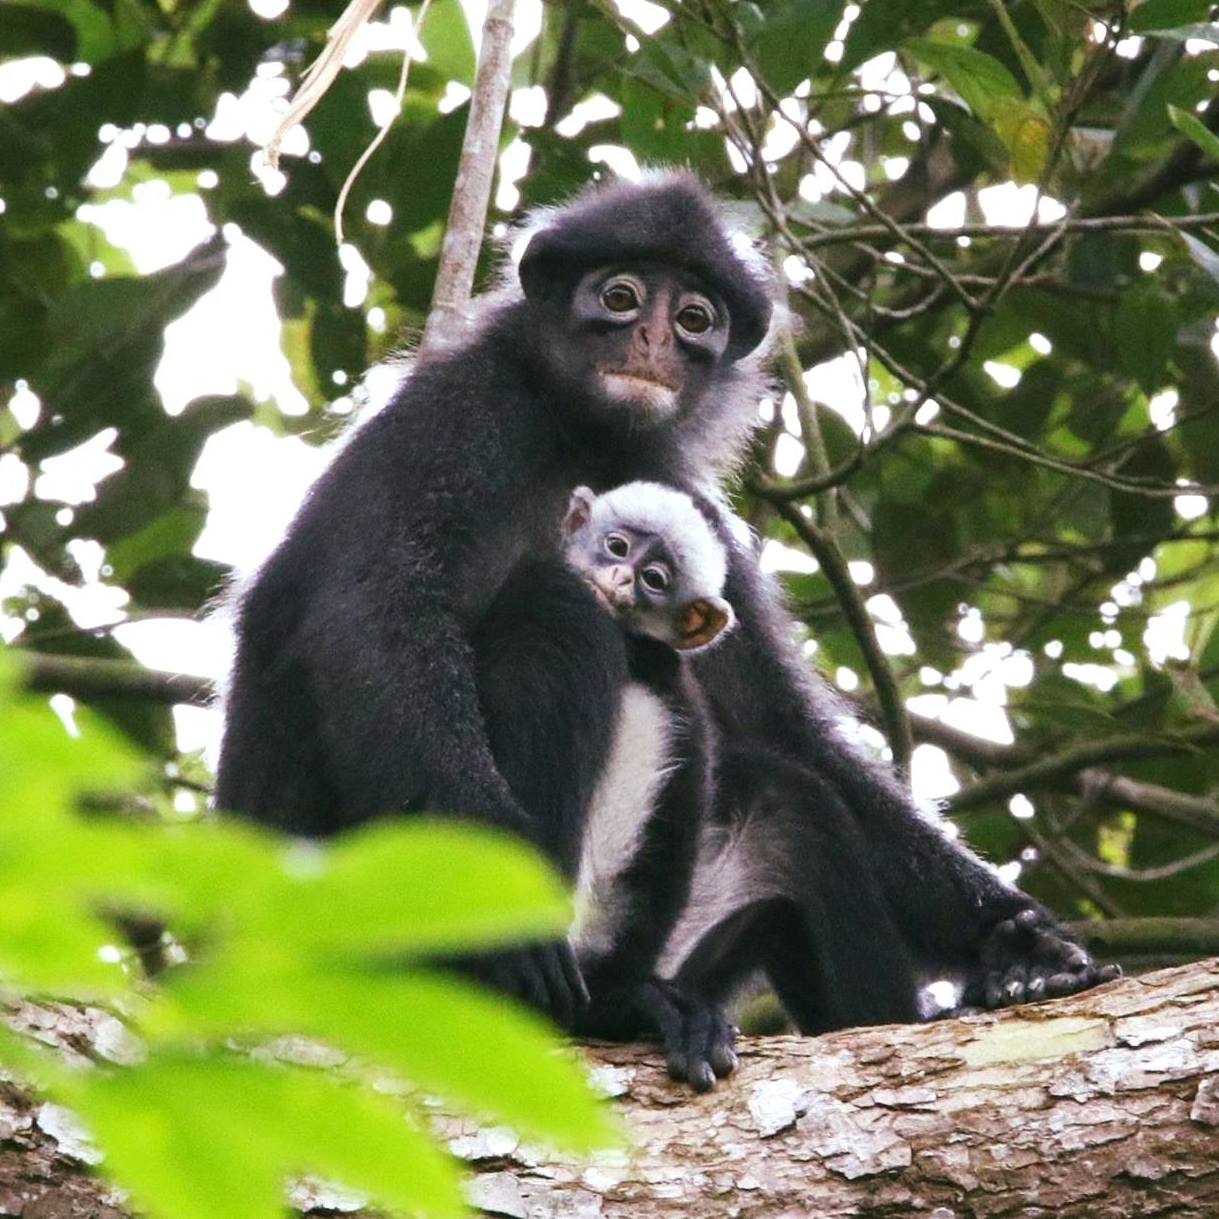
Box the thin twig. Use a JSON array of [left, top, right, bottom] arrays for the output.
[[262, 0, 386, 170], [334, 0, 433, 244], [795, 212, 1219, 249], [946, 723, 1219, 812], [769, 498, 914, 777]]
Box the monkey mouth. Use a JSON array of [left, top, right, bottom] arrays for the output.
[[603, 368, 680, 391], [600, 372, 679, 414]]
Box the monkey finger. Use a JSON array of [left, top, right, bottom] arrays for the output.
[[681, 1003, 721, 1092], [983, 973, 1006, 1008], [637, 982, 689, 1083], [536, 944, 582, 1028], [707, 1013, 738, 1078], [685, 1056, 716, 1093], [1059, 943, 1091, 973], [511, 949, 552, 1014], [1044, 971, 1082, 997], [557, 943, 591, 1011], [1097, 963, 1123, 983]]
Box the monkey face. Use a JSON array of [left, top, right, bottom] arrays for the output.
[[566, 265, 730, 422], [561, 484, 736, 653]]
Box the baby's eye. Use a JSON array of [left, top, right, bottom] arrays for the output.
[[605, 534, 630, 559], [640, 566, 669, 592]]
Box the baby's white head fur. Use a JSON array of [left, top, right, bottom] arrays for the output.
[[587, 481, 728, 596]]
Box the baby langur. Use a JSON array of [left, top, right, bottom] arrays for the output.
[[561, 481, 737, 1091], [563, 482, 734, 653]]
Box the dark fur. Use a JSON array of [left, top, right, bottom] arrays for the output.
[[217, 173, 1115, 1048]]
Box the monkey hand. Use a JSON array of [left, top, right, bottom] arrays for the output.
[[451, 941, 590, 1028], [636, 978, 738, 1093], [965, 907, 1121, 1010]]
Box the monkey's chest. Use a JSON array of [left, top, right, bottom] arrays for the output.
[[569, 682, 676, 956]]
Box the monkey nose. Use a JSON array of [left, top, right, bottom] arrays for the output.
[[608, 564, 633, 589]]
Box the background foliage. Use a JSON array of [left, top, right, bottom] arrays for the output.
[[3, 0, 1219, 1049]]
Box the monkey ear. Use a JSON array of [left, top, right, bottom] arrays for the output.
[[674, 596, 735, 652], [563, 486, 596, 537]]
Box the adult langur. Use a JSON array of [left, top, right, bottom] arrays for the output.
[[217, 174, 1117, 1084]]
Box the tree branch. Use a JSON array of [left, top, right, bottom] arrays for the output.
[[1069, 918, 1219, 960], [419, 0, 517, 354], [796, 210, 1219, 250], [945, 723, 1219, 813], [19, 653, 212, 708], [767, 499, 914, 776], [9, 961, 1219, 1217]]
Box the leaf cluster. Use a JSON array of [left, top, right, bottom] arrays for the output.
[[0, 656, 611, 1218]]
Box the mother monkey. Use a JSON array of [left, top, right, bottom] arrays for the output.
[[217, 174, 1115, 1085]]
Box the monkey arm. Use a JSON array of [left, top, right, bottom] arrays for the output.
[[304, 568, 530, 833], [285, 530, 594, 1024]]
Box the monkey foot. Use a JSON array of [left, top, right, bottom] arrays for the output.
[[452, 941, 590, 1028], [638, 978, 737, 1092], [969, 907, 1122, 1009]]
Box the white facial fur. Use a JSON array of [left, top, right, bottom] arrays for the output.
[[598, 374, 679, 418]]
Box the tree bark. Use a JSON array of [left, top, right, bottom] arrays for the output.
[[419, 0, 517, 355], [5, 960, 1219, 1217]]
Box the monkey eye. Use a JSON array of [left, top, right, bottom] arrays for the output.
[[601, 281, 641, 313], [605, 533, 630, 559], [676, 302, 714, 335], [640, 565, 670, 593]]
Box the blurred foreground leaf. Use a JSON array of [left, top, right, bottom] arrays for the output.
[[0, 657, 613, 1216], [67, 1054, 463, 1219]]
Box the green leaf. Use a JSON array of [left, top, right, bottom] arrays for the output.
[[0, 887, 126, 995], [105, 507, 205, 583], [905, 38, 1024, 122], [841, 0, 961, 72], [1130, 0, 1215, 33], [71, 1054, 464, 1219], [0, 4, 78, 58], [1114, 279, 1177, 393], [748, 0, 843, 94], [155, 961, 616, 1149], [625, 38, 710, 101], [1167, 102, 1219, 162], [419, 0, 476, 86], [993, 103, 1052, 181], [907, 38, 1047, 178], [0, 665, 140, 821], [618, 80, 722, 166], [240, 819, 572, 957]]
